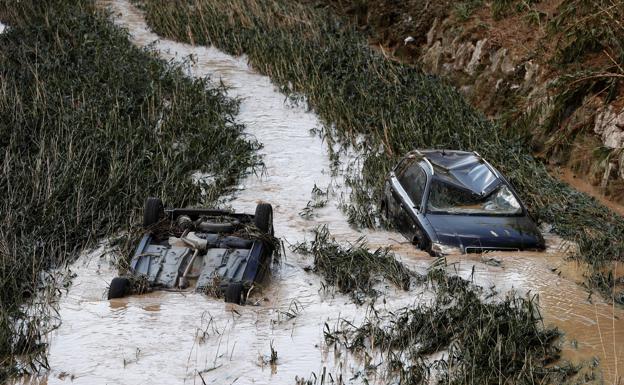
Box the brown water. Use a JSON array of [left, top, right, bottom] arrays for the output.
[[13, 1, 623, 384]]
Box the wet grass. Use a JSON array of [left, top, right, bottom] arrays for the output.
[[324, 270, 577, 384], [138, 0, 624, 303], [294, 233, 577, 384], [0, 0, 260, 379], [292, 226, 415, 304]]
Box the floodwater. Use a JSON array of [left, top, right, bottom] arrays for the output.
[[13, 1, 623, 384]]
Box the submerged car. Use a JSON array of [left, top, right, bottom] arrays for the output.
[[108, 197, 275, 304], [381, 150, 545, 255]]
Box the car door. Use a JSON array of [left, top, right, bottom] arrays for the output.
[[388, 160, 427, 242]]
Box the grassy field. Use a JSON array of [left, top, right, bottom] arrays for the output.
[[0, 0, 260, 379], [138, 0, 624, 305]]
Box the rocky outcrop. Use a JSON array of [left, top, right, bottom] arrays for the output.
[[595, 106, 624, 149], [417, 16, 624, 197]]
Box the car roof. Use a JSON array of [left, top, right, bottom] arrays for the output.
[[412, 149, 502, 196]]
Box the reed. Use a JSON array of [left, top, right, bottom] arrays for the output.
[[0, 0, 260, 378]]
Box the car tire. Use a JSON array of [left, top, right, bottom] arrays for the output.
[[413, 228, 430, 251], [254, 203, 273, 235], [108, 277, 130, 299], [143, 197, 164, 228], [224, 282, 245, 305]]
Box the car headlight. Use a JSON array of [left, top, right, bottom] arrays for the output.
[[431, 242, 463, 256]]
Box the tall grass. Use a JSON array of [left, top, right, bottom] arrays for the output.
[[138, 0, 624, 303], [0, 0, 260, 379]]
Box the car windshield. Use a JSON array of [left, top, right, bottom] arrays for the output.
[[426, 180, 522, 215]]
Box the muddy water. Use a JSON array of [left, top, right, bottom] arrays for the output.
[[16, 1, 623, 384]]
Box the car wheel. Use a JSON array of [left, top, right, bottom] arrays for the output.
[[254, 203, 273, 235], [224, 282, 245, 305], [143, 197, 164, 228], [413, 228, 430, 251], [108, 277, 130, 299]]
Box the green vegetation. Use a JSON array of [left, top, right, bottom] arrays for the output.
[[0, 0, 259, 379], [294, 228, 575, 384], [292, 226, 415, 303], [324, 266, 576, 384], [541, 0, 623, 153], [492, 0, 541, 20], [454, 0, 483, 21], [140, 0, 623, 303], [550, 0, 623, 66]]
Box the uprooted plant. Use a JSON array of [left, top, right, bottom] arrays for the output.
[[292, 226, 416, 304], [323, 262, 577, 384]]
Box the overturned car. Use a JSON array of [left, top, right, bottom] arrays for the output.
[[381, 150, 545, 255], [108, 197, 275, 304]]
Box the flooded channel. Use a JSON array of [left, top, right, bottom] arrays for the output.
[[13, 1, 623, 384]]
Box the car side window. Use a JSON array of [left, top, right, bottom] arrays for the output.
[[397, 162, 427, 208]]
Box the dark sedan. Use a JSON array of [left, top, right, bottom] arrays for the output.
[[381, 150, 545, 255]]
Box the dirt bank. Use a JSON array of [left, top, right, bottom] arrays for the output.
[[312, 0, 624, 206]]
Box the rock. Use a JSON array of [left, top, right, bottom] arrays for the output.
[[489, 48, 507, 73], [501, 52, 516, 74], [466, 39, 487, 76], [594, 106, 624, 149], [422, 41, 443, 74], [426, 18, 439, 47], [524, 60, 539, 85], [460, 85, 473, 97], [601, 162, 617, 188], [453, 41, 474, 71], [619, 150, 624, 180]]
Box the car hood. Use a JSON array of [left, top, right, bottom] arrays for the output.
[[426, 214, 544, 251]]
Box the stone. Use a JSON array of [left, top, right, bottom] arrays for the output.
[[594, 106, 624, 149], [453, 41, 474, 71], [460, 85, 473, 96], [501, 52, 516, 74], [524, 60, 539, 85], [489, 47, 507, 73], [422, 41, 443, 74], [466, 39, 487, 76], [426, 18, 439, 47]]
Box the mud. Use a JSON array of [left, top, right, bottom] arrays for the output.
[[554, 167, 624, 217], [11, 1, 623, 384]]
